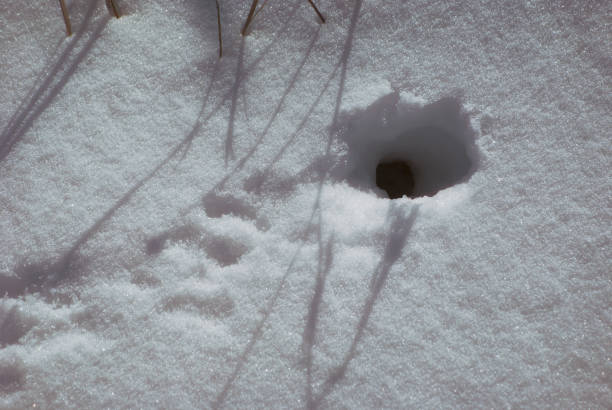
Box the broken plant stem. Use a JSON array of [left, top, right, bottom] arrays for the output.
[[58, 0, 72, 36], [307, 0, 325, 23], [108, 0, 121, 18], [242, 0, 323, 37], [241, 0, 259, 36], [216, 0, 222, 57], [251, 0, 270, 22]]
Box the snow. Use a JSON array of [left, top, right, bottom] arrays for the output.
[[1, 0, 611, 408]]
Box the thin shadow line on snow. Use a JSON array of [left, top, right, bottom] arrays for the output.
[[172, 18, 319, 196], [240, 0, 303, 81], [295, 0, 363, 250], [225, 36, 245, 164], [3, 0, 310, 299], [177, 60, 223, 164], [1, 34, 66, 143], [310, 205, 418, 409], [209, 55, 343, 410], [305, 0, 362, 234], [212, 3, 364, 406], [1, 2, 310, 299], [0, 0, 108, 162], [330, 0, 362, 130], [221, 25, 321, 181], [211, 234, 306, 409], [243, 56, 341, 196], [178, 0, 302, 168], [3, 59, 223, 299], [222, 0, 303, 166], [9, 122, 203, 298], [210, 186, 331, 409], [303, 220, 335, 410], [177, 27, 325, 219]]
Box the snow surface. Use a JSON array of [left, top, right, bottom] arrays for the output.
[[1, 0, 611, 408]]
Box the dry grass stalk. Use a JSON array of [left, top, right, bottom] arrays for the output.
[[242, 0, 325, 37], [241, 0, 259, 36], [216, 0, 223, 57], [251, 0, 270, 21], [307, 0, 325, 23], [58, 0, 72, 36], [108, 0, 121, 18]]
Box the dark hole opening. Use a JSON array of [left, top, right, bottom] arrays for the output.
[[376, 160, 415, 199]]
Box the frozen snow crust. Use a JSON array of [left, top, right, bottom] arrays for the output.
[[1, 0, 611, 408]]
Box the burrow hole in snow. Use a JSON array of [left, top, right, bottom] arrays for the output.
[[332, 93, 480, 198]]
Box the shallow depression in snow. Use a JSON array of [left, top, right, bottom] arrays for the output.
[[331, 92, 480, 198]]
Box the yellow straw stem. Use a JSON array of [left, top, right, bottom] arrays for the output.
[[241, 0, 259, 36], [307, 0, 325, 23], [108, 0, 121, 18], [216, 0, 223, 57], [58, 0, 72, 36]]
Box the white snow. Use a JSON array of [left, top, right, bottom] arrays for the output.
[[1, 0, 610, 408]]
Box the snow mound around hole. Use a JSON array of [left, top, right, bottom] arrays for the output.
[[331, 91, 480, 198]]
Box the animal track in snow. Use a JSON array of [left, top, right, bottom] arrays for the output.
[[0, 301, 35, 347], [0, 354, 25, 394], [140, 203, 268, 319], [146, 224, 203, 256], [159, 285, 234, 318], [204, 235, 249, 267], [146, 216, 254, 268], [203, 193, 257, 220], [129, 269, 163, 288], [203, 192, 270, 231]]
